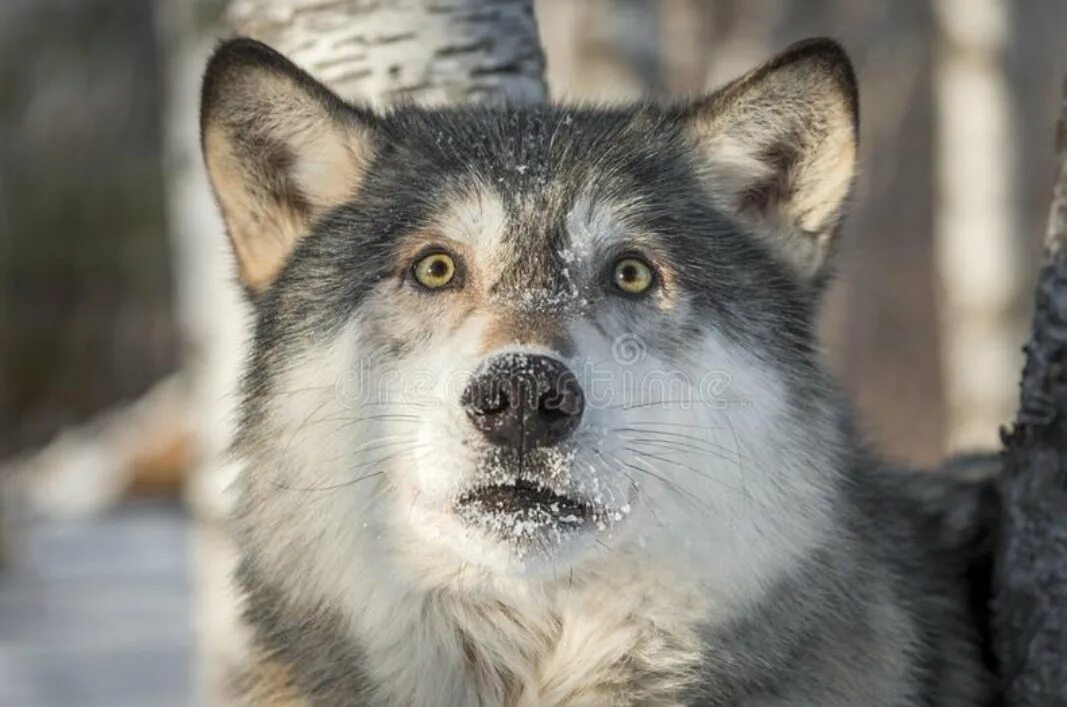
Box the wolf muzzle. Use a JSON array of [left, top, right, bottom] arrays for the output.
[[461, 353, 585, 450]]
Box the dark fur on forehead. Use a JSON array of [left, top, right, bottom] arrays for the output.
[[200, 37, 845, 351], [245, 100, 822, 386], [269, 108, 802, 317], [212, 38, 855, 434]]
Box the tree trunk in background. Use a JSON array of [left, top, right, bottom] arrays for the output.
[[169, 1, 545, 703], [687, 1, 786, 91], [934, 0, 1028, 453], [536, 0, 661, 101], [0, 0, 176, 460], [994, 77, 1067, 706], [228, 0, 545, 107], [534, 1, 782, 103]]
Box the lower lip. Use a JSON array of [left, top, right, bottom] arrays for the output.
[[460, 483, 586, 514], [452, 485, 636, 540], [454, 496, 591, 534]]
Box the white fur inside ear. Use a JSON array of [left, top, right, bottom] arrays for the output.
[[789, 113, 856, 235], [290, 124, 372, 210], [697, 131, 777, 206], [685, 54, 857, 282]]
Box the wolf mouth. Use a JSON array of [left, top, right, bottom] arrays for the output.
[[455, 480, 591, 537]]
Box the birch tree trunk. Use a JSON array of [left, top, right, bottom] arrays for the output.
[[934, 0, 1028, 453], [228, 0, 545, 108], [180, 2, 546, 703], [994, 75, 1067, 707]]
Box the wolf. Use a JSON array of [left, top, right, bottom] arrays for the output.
[[200, 36, 996, 706]]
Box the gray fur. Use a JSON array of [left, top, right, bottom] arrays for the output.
[[201, 38, 996, 706]]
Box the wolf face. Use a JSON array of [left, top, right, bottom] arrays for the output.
[[203, 38, 871, 703]]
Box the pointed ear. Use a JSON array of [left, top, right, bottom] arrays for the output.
[[200, 38, 378, 293], [680, 38, 858, 285]]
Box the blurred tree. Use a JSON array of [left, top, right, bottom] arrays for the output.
[[537, 0, 662, 101], [229, 0, 546, 106], [934, 0, 1028, 454], [0, 0, 177, 459]]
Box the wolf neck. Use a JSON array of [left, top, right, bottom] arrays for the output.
[[240, 481, 845, 705], [241, 550, 711, 706], [236, 435, 849, 705]]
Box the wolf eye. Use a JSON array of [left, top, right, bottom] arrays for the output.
[[413, 252, 456, 289], [612, 257, 654, 295]]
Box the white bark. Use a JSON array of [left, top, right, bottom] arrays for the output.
[[934, 0, 1027, 452], [229, 0, 546, 107]]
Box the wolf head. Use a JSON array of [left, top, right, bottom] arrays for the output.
[[202, 38, 857, 611]]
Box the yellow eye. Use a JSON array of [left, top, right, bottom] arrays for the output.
[[413, 252, 456, 289], [612, 257, 654, 295]]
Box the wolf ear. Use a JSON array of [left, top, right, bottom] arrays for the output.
[[200, 38, 377, 293], [680, 38, 858, 284]]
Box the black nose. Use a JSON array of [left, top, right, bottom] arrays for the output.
[[462, 353, 585, 449]]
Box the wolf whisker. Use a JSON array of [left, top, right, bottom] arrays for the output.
[[360, 399, 443, 410], [315, 413, 423, 424], [271, 384, 339, 397], [589, 450, 670, 529], [620, 419, 730, 431], [269, 469, 385, 493], [271, 444, 434, 492], [611, 426, 742, 461], [622, 446, 741, 494], [317, 414, 435, 439], [280, 396, 335, 461], [600, 398, 721, 411], [310, 440, 434, 468], [623, 438, 740, 465], [597, 448, 705, 508]]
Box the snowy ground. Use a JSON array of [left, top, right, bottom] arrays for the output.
[[0, 501, 192, 707]]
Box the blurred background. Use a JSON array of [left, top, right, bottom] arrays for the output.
[[1, 1, 1065, 705]]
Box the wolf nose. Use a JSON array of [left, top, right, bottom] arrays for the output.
[[462, 353, 585, 449]]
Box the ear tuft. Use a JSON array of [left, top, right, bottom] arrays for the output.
[[681, 37, 858, 285], [201, 38, 377, 293]]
